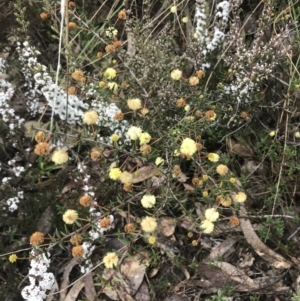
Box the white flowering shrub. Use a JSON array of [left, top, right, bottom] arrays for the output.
[[1, 0, 300, 300]]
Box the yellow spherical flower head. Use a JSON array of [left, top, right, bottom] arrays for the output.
[[127, 98, 142, 111], [34, 142, 50, 156], [200, 220, 214, 234], [109, 167, 122, 180], [229, 177, 236, 184], [63, 209, 78, 224], [72, 245, 84, 258], [9, 254, 18, 263], [155, 157, 164, 166], [103, 68, 117, 80], [189, 76, 199, 86], [148, 236, 156, 244], [82, 110, 98, 125], [119, 171, 133, 184], [105, 27, 118, 38], [111, 133, 119, 142], [232, 191, 247, 203], [269, 131, 276, 137], [216, 164, 229, 176], [107, 82, 118, 93], [180, 138, 197, 158], [182, 16, 188, 23], [170, 6, 177, 13], [141, 195, 156, 208], [139, 132, 151, 145], [170, 69, 182, 80], [205, 208, 219, 222], [141, 216, 157, 233], [207, 153, 219, 162], [127, 126, 142, 140], [103, 252, 118, 269], [99, 81, 106, 88], [52, 149, 68, 165], [295, 131, 300, 138]]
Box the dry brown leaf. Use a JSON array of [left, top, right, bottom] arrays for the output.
[[102, 252, 150, 300], [63, 278, 85, 301], [84, 272, 96, 301], [134, 281, 151, 301], [120, 253, 150, 294], [239, 203, 291, 269], [59, 258, 78, 301], [158, 217, 176, 237], [173, 171, 188, 183], [207, 236, 241, 261], [226, 137, 253, 157], [132, 166, 158, 183], [183, 183, 195, 191]]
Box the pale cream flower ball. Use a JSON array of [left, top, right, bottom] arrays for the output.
[[127, 98, 142, 111], [127, 126, 142, 140], [170, 69, 182, 80], [52, 149, 69, 164], [141, 195, 156, 208], [180, 138, 197, 158], [82, 110, 99, 125]]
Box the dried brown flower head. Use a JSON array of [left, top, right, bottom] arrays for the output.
[[113, 40, 122, 49], [68, 22, 77, 29], [114, 112, 124, 121], [172, 165, 181, 176], [240, 111, 249, 119], [216, 195, 232, 207], [189, 76, 199, 86], [196, 70, 205, 79], [124, 223, 136, 233], [123, 183, 133, 192], [79, 195, 92, 207], [40, 12, 48, 20], [229, 216, 240, 227], [192, 177, 200, 185], [72, 70, 86, 82], [196, 142, 203, 151], [205, 110, 216, 121], [30, 231, 45, 246], [68, 86, 76, 95], [72, 245, 84, 257], [118, 10, 127, 20], [140, 108, 149, 115], [100, 217, 112, 229], [34, 142, 50, 156], [97, 52, 103, 59], [105, 45, 115, 53], [140, 144, 151, 155], [176, 98, 186, 107], [35, 131, 45, 143], [68, 1, 76, 9], [70, 234, 82, 245], [90, 148, 102, 161]]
